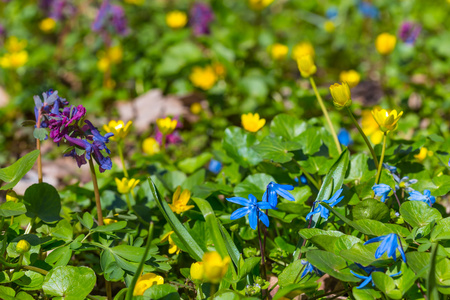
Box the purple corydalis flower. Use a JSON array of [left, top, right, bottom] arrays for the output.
[[48, 105, 86, 142], [83, 120, 113, 153], [92, 0, 129, 36], [190, 2, 214, 36], [399, 21, 421, 45]]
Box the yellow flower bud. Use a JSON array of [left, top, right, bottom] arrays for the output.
[[296, 55, 317, 78], [329, 82, 352, 110], [107, 45, 123, 64], [142, 137, 160, 155], [324, 20, 335, 33], [339, 70, 360, 88], [156, 117, 178, 135], [190, 262, 204, 281], [190, 103, 202, 115], [115, 178, 140, 194], [6, 190, 18, 202], [270, 43, 289, 60], [166, 11, 188, 29], [133, 273, 164, 296], [16, 239, 31, 254], [202, 251, 230, 283], [376, 33, 396, 55], [103, 218, 118, 225], [248, 0, 274, 10], [371, 108, 403, 133], [39, 18, 56, 32], [97, 56, 110, 72], [241, 113, 266, 133]]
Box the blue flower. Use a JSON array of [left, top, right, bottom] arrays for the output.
[[408, 190, 435, 207], [325, 7, 338, 20], [393, 175, 417, 192], [338, 128, 353, 147], [350, 269, 401, 289], [383, 163, 397, 174], [358, 1, 379, 19], [364, 233, 406, 262], [372, 184, 392, 202], [208, 159, 222, 174], [84, 120, 114, 154], [306, 189, 344, 221], [227, 194, 273, 230], [300, 175, 308, 185], [262, 181, 294, 208], [301, 260, 323, 278]]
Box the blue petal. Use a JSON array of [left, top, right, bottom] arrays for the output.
[[258, 210, 270, 228], [350, 270, 368, 280], [364, 235, 385, 245], [262, 191, 268, 202], [275, 188, 295, 201], [267, 190, 278, 207], [257, 201, 273, 210], [328, 189, 343, 203], [248, 208, 258, 230], [358, 275, 374, 289], [330, 196, 344, 207], [248, 194, 258, 205], [226, 197, 251, 206], [275, 183, 294, 191], [230, 207, 250, 220]]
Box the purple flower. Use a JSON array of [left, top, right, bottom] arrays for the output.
[[92, 0, 129, 36], [190, 2, 214, 36], [64, 149, 87, 168], [399, 21, 421, 45], [155, 116, 182, 145], [83, 120, 113, 153]]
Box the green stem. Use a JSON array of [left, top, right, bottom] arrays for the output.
[[117, 141, 129, 178], [375, 133, 387, 184], [161, 134, 167, 153], [36, 109, 43, 183], [89, 159, 104, 226], [346, 107, 379, 167], [209, 284, 217, 299], [309, 77, 342, 155], [125, 194, 133, 212]]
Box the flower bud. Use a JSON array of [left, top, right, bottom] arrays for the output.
[[16, 239, 31, 254], [376, 33, 396, 55], [329, 82, 352, 110], [296, 55, 317, 78], [190, 262, 204, 281], [6, 190, 18, 202]]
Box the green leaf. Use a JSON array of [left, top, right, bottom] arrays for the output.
[[177, 152, 212, 174], [428, 243, 439, 299], [45, 246, 72, 267], [292, 127, 322, 155], [77, 212, 94, 230], [372, 272, 402, 299], [270, 114, 307, 141], [306, 250, 360, 282], [334, 235, 362, 255], [23, 183, 61, 223], [0, 201, 26, 217], [42, 266, 96, 300], [143, 284, 178, 300], [110, 245, 156, 262], [218, 222, 240, 268], [278, 259, 304, 287], [400, 201, 442, 228], [299, 229, 344, 252], [0, 150, 40, 190], [222, 127, 262, 168], [15, 270, 44, 291], [273, 282, 318, 300], [431, 218, 450, 241], [238, 256, 260, 280], [92, 221, 127, 232], [253, 137, 298, 163], [51, 219, 73, 241], [352, 199, 390, 222], [234, 173, 275, 200], [352, 287, 381, 300], [148, 179, 204, 261], [33, 128, 48, 141]]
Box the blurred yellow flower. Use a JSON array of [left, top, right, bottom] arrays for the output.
[[142, 137, 160, 155], [376, 33, 396, 55], [16, 240, 31, 254], [296, 54, 317, 78], [103, 120, 132, 140], [361, 110, 383, 144], [115, 178, 140, 194], [190, 66, 218, 90], [133, 273, 164, 296], [39, 18, 56, 32], [414, 147, 433, 162], [169, 186, 194, 214], [160, 231, 181, 254], [104, 218, 118, 225], [156, 117, 177, 135], [292, 42, 314, 60], [330, 82, 352, 110], [339, 70, 360, 88], [166, 11, 188, 29], [270, 43, 289, 60], [324, 20, 335, 33], [213, 62, 226, 78], [0, 51, 28, 69], [248, 0, 274, 10], [241, 113, 266, 132], [97, 57, 110, 72], [125, 0, 145, 4], [371, 108, 403, 132], [190, 262, 204, 281], [6, 190, 18, 202], [5, 37, 27, 53], [202, 251, 230, 283], [190, 103, 202, 115], [107, 45, 123, 64]]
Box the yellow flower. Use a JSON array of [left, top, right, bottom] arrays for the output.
[[190, 262, 204, 281], [270, 43, 289, 60], [376, 33, 396, 55], [371, 108, 403, 133], [241, 113, 266, 133], [361, 110, 383, 144], [115, 178, 140, 194], [324, 20, 335, 33], [292, 42, 314, 60], [133, 273, 164, 296], [6, 190, 18, 202], [97, 56, 110, 72], [202, 251, 230, 283], [16, 240, 31, 254], [39, 18, 56, 32], [414, 147, 433, 162], [296, 54, 317, 78], [213, 62, 226, 78], [166, 11, 188, 29], [190, 103, 202, 115], [189, 66, 218, 90], [5, 37, 27, 53], [104, 218, 118, 225], [169, 186, 194, 214], [156, 117, 178, 135], [160, 231, 181, 254], [339, 70, 360, 88], [142, 137, 160, 155], [0, 51, 28, 69], [248, 0, 274, 10], [107, 45, 123, 64], [124, 0, 145, 4], [103, 120, 132, 140], [329, 82, 352, 110]]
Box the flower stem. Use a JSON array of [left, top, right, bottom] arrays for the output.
[[117, 141, 129, 178], [345, 107, 379, 167], [36, 109, 43, 183], [257, 219, 267, 299], [375, 133, 387, 184], [161, 134, 167, 153], [309, 77, 342, 155], [89, 158, 104, 226]]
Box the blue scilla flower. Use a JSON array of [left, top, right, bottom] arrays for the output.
[[383, 163, 397, 174], [262, 181, 294, 208], [338, 128, 353, 147], [306, 189, 344, 221], [326, 7, 338, 20], [394, 175, 417, 192], [300, 174, 308, 185], [364, 233, 406, 262], [372, 184, 392, 203], [408, 190, 435, 207], [301, 260, 323, 278], [227, 194, 272, 230], [208, 159, 222, 174], [358, 1, 379, 19], [350, 269, 401, 289]]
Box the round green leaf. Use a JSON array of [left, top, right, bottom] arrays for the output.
[[352, 199, 390, 222], [42, 266, 96, 300], [24, 183, 61, 223], [400, 201, 442, 228]]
